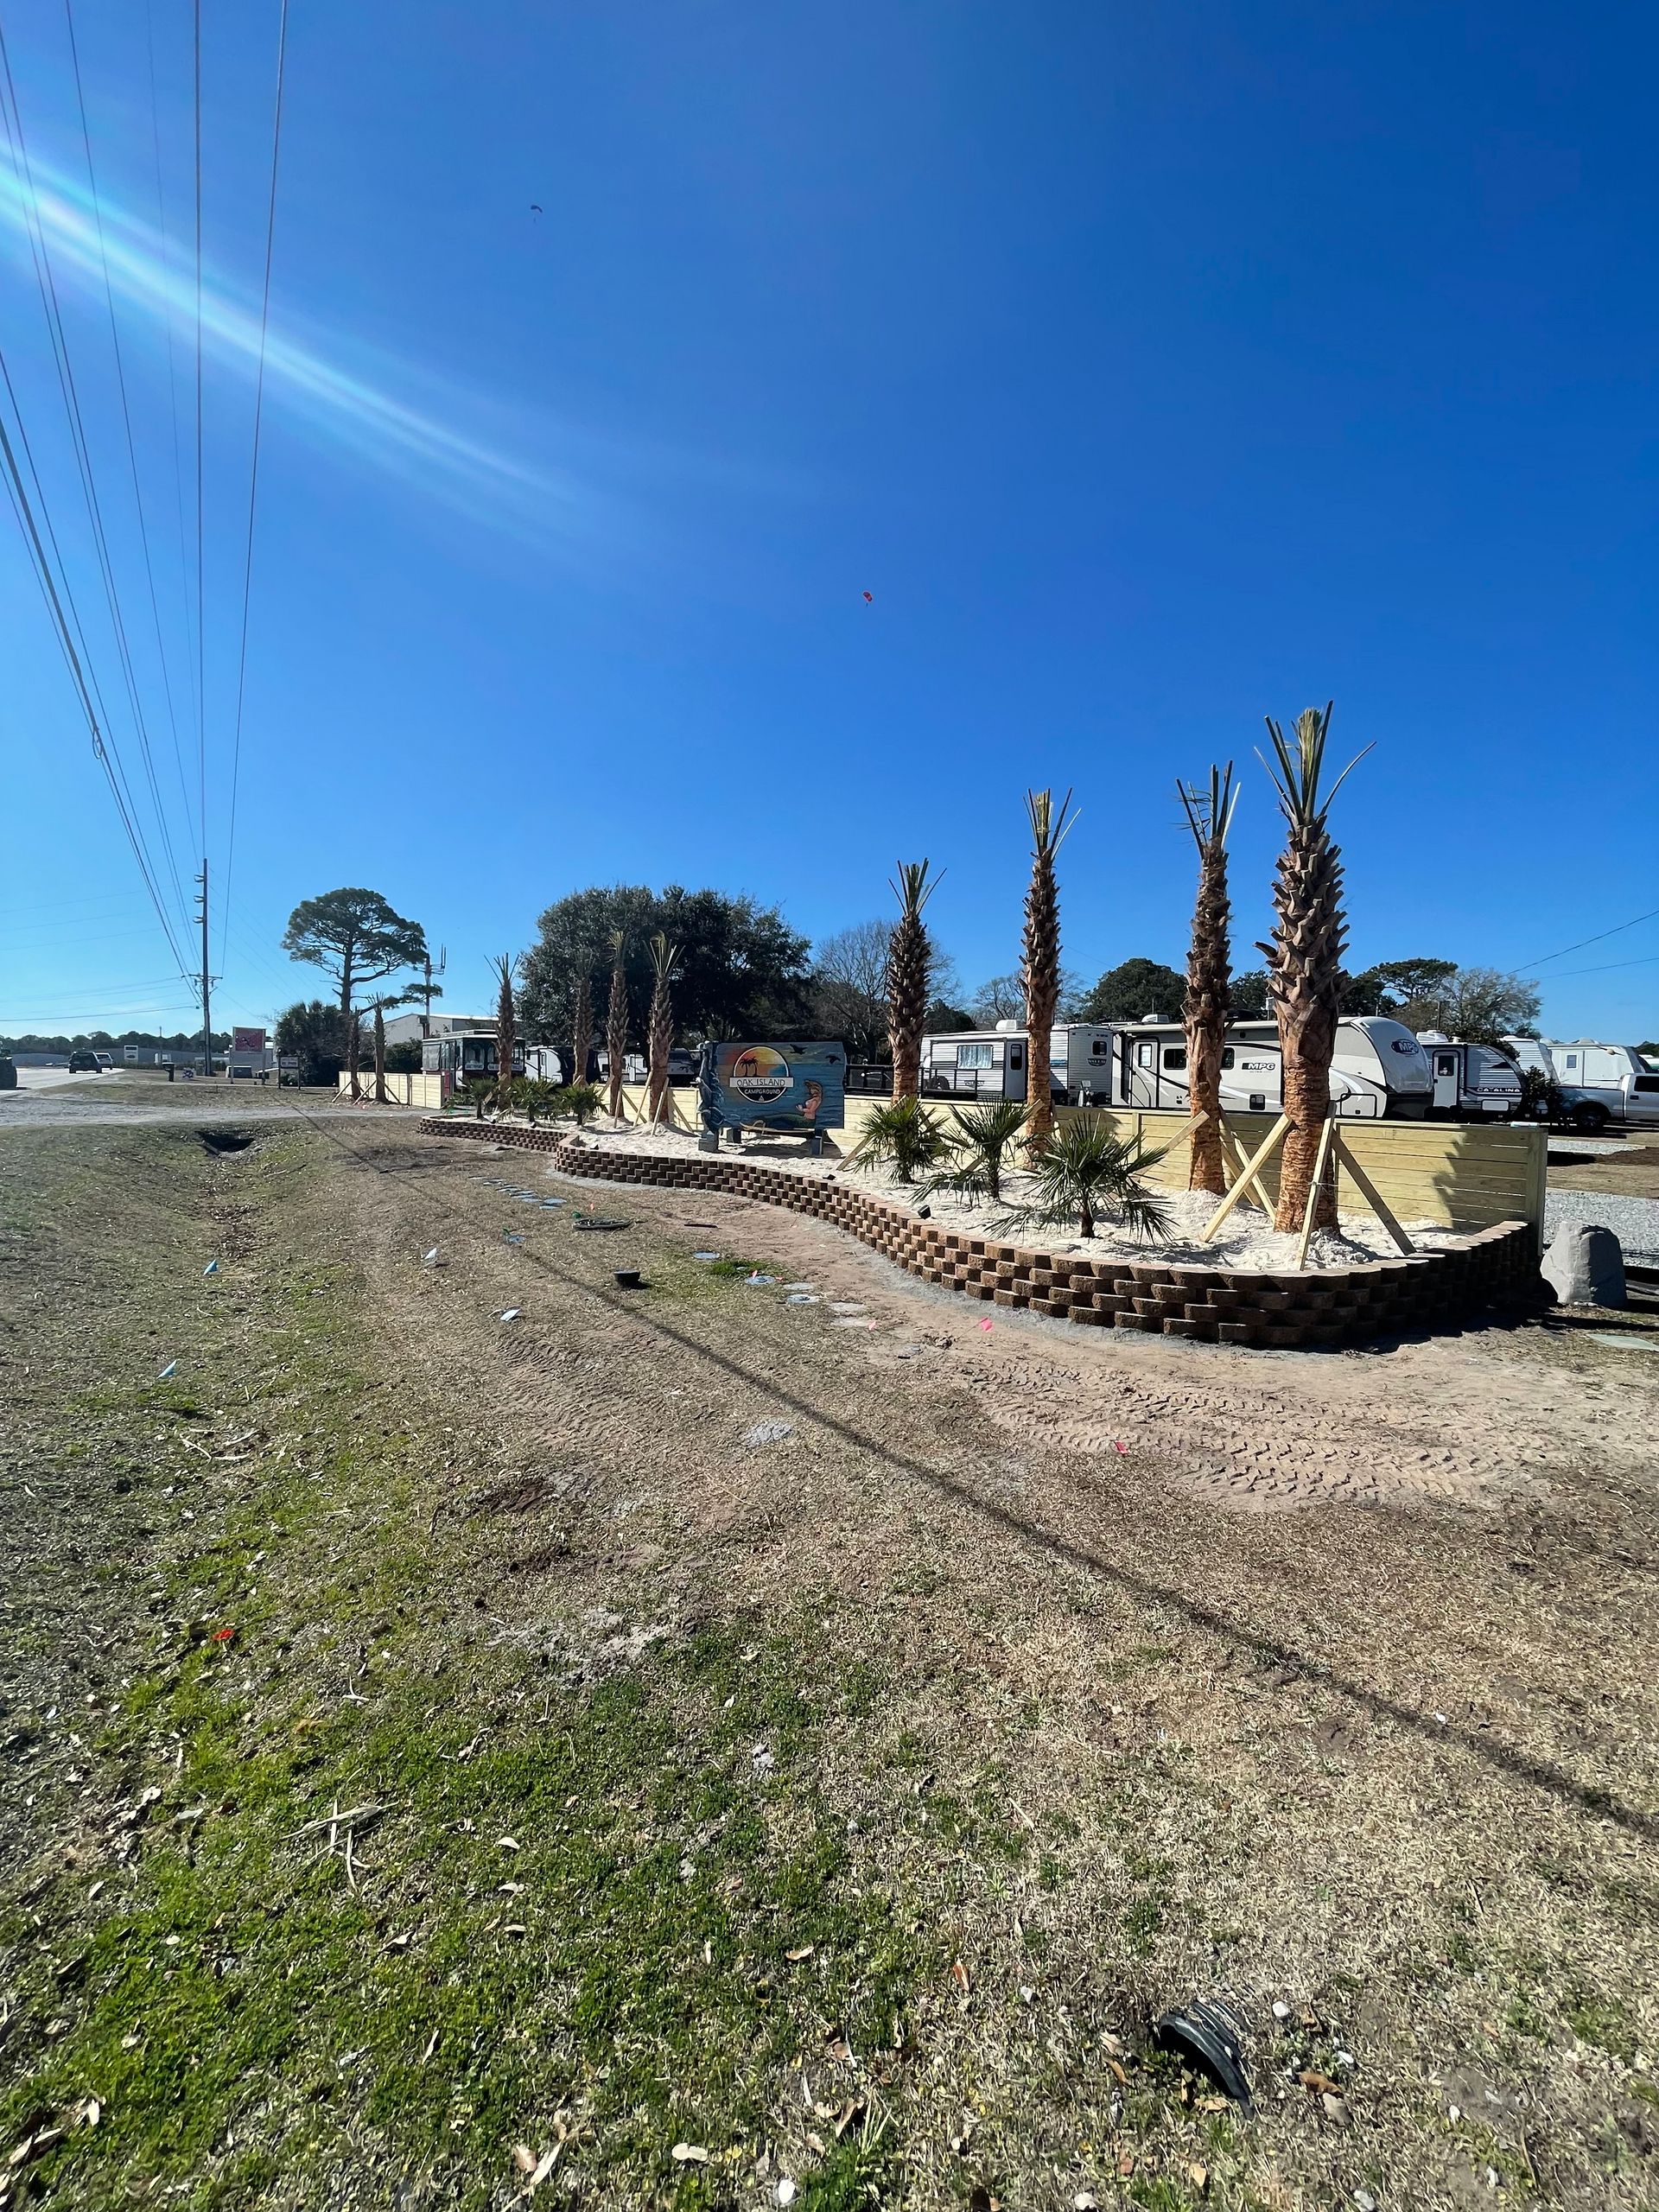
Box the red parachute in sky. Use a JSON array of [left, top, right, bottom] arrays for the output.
[[861, 590, 874, 603]]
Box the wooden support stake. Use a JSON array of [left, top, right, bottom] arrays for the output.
[[1218, 1116, 1275, 1214], [1198, 1113, 1291, 1243], [1332, 1132, 1415, 1255], [1294, 1112, 1338, 1269]]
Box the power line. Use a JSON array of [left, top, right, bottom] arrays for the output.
[[1520, 905, 1659, 970], [192, 0, 206, 848], [221, 0, 288, 950], [64, 0, 195, 877], [0, 393, 194, 982], [0, 11, 194, 945], [1546, 952, 1659, 982], [145, 0, 200, 772]]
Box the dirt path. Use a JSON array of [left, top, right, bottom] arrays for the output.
[[4, 1118, 1657, 2211]]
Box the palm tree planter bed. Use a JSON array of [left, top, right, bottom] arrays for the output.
[[417, 1118, 1538, 1350]]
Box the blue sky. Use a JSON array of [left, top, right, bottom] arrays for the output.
[[3, 1, 1656, 1041]]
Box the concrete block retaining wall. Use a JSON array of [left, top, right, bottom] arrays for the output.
[[418, 1118, 1540, 1349]]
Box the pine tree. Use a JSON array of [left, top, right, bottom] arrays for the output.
[[1177, 764, 1238, 1195], [1020, 789, 1075, 1143], [1257, 704, 1369, 1231], [886, 861, 939, 1102]]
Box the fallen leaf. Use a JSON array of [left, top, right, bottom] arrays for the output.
[[512, 2146, 537, 2176], [1189, 2163, 1210, 2193], [951, 1960, 971, 1995], [671, 2143, 709, 2164], [785, 1945, 815, 1962], [1105, 2058, 1128, 2086], [497, 1837, 521, 1852], [1300, 2069, 1342, 2096], [1117, 2152, 1135, 2177]]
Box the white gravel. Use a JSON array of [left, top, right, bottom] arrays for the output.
[[1544, 1188, 1659, 1265]]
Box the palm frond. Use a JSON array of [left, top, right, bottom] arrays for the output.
[[1177, 761, 1238, 852]]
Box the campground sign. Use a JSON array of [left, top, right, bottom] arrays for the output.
[[697, 1040, 847, 1132]]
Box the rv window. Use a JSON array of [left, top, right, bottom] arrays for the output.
[[1162, 1047, 1187, 1071], [1136, 1043, 1153, 1067], [1437, 1054, 1456, 1077], [1220, 1048, 1235, 1070], [1092, 1039, 1109, 1057], [958, 1042, 994, 1068], [1564, 1054, 1579, 1070], [1009, 1044, 1023, 1068]]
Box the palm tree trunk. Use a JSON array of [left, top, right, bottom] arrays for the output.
[[572, 973, 593, 1091], [647, 981, 671, 1120], [1276, 1038, 1337, 1230], [605, 958, 627, 1119], [346, 1009, 361, 1101], [372, 1007, 388, 1103], [1021, 792, 1071, 1145]]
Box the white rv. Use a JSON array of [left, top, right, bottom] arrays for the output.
[[920, 1020, 1082, 1103], [1112, 1017, 1433, 1120], [1504, 1037, 1659, 1134], [1414, 1034, 1523, 1119], [920, 1016, 1434, 1119]]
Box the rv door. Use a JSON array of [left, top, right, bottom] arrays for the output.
[[1430, 1047, 1460, 1113]]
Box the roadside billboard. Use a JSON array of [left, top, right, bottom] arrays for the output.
[[697, 1040, 847, 1131], [232, 1027, 266, 1054]]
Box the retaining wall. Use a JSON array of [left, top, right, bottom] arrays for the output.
[[417, 1117, 1540, 1349]]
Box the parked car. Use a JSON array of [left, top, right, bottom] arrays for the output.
[[667, 1047, 698, 1086], [67, 1049, 102, 1073], [94, 1051, 115, 1071]]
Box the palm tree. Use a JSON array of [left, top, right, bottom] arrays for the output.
[[604, 931, 629, 1120], [490, 953, 518, 1110], [571, 969, 593, 1091], [1020, 789, 1076, 1144], [1013, 1119, 1172, 1243], [1177, 764, 1239, 1196], [924, 1096, 1029, 1205], [645, 934, 677, 1122], [848, 1094, 947, 1185], [1257, 703, 1370, 1231], [887, 861, 939, 1103], [363, 988, 417, 1103]]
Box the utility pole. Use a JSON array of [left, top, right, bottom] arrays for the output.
[[421, 944, 446, 1037], [197, 861, 213, 1078]]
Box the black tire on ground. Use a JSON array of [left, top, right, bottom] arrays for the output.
[[1570, 1102, 1609, 1135]]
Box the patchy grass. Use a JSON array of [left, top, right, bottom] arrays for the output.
[[3, 1122, 1659, 2210]]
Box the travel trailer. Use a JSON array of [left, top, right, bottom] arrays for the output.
[[1503, 1037, 1659, 1133], [1414, 1034, 1524, 1119], [919, 1022, 1103, 1103], [1112, 1017, 1433, 1120], [921, 1016, 1435, 1119]]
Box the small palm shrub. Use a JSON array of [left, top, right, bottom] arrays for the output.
[[924, 1097, 1030, 1205], [848, 1095, 946, 1185], [1007, 1117, 1172, 1242], [462, 1076, 495, 1119], [562, 1081, 603, 1126]]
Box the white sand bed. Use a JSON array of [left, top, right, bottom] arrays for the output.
[[543, 1118, 1462, 1274]]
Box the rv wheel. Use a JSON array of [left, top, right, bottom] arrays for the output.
[[1569, 1102, 1609, 1135]]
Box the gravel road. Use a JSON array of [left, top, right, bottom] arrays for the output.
[[1545, 1186, 1659, 1264]]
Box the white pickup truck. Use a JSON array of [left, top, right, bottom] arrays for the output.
[[1504, 1037, 1659, 1135]]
